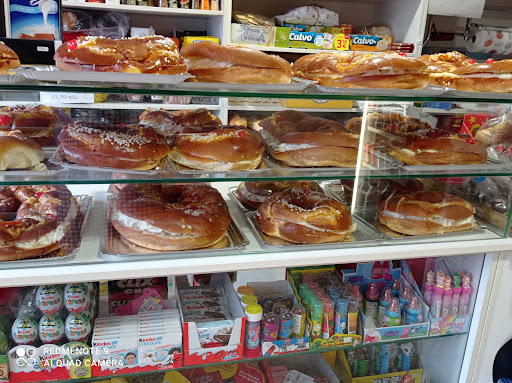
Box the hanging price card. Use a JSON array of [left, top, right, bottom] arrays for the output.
[[333, 34, 351, 51]]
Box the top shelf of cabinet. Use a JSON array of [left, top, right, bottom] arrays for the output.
[[61, 1, 224, 16]]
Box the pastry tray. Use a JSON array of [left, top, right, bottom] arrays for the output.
[[49, 145, 173, 174], [365, 148, 510, 174], [1, 147, 62, 176], [163, 156, 271, 176], [19, 65, 193, 85], [2, 194, 92, 265], [446, 88, 512, 100], [228, 186, 254, 213], [354, 208, 487, 243], [245, 211, 382, 250], [310, 84, 448, 97], [100, 195, 249, 261], [172, 77, 312, 92], [263, 153, 357, 175]]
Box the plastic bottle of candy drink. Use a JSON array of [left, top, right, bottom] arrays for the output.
[[321, 298, 335, 339], [262, 312, 279, 341], [405, 296, 422, 325], [365, 283, 380, 321], [272, 302, 287, 316], [352, 285, 364, 309], [310, 301, 324, 341], [347, 297, 359, 335], [379, 288, 392, 325], [244, 304, 262, 358], [299, 283, 310, 301], [399, 286, 412, 311], [291, 304, 306, 337], [334, 297, 348, 334], [385, 298, 402, 327], [391, 279, 401, 297], [278, 309, 294, 340]]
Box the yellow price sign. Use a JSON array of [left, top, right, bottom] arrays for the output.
[[333, 34, 350, 50]]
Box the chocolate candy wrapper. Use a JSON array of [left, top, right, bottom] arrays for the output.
[[180, 297, 227, 310], [179, 287, 223, 300], [196, 319, 234, 348], [183, 306, 232, 322]]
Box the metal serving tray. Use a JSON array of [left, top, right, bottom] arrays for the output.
[[99, 194, 249, 261], [311, 84, 448, 97], [245, 211, 381, 250], [263, 153, 357, 175], [172, 77, 312, 92], [49, 145, 173, 174], [1, 194, 92, 265], [163, 156, 271, 176]]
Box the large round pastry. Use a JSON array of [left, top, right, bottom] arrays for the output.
[[180, 41, 292, 83], [377, 191, 475, 236], [442, 59, 512, 93], [259, 110, 359, 167], [236, 180, 322, 209], [345, 113, 432, 136], [57, 122, 170, 170], [255, 188, 355, 244], [0, 185, 79, 261], [54, 36, 187, 74], [387, 131, 487, 165], [112, 183, 231, 250], [0, 130, 45, 171], [139, 108, 222, 139], [0, 105, 73, 146], [168, 126, 265, 171], [418, 52, 474, 86], [292, 51, 428, 89], [0, 41, 20, 75]]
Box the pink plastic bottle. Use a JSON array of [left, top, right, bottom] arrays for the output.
[[431, 270, 445, 318], [352, 285, 363, 310], [459, 274, 472, 315], [262, 312, 279, 341], [451, 272, 462, 316], [365, 283, 380, 321], [441, 276, 453, 317], [321, 299, 335, 339], [423, 270, 435, 305]]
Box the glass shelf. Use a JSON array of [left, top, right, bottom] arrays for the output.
[[39, 333, 463, 383], [2, 80, 512, 104]]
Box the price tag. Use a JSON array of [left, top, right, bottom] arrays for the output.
[[333, 34, 351, 51], [40, 92, 95, 104]]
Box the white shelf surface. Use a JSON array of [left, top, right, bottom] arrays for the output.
[[2, 183, 511, 287], [61, 1, 224, 16], [228, 104, 360, 113], [0, 101, 221, 110], [240, 45, 415, 57]]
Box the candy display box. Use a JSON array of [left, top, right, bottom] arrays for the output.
[[334, 349, 424, 383], [401, 260, 472, 337], [8, 342, 92, 383], [288, 267, 363, 350], [0, 354, 7, 382], [247, 280, 310, 356], [341, 262, 430, 344], [177, 273, 246, 366]]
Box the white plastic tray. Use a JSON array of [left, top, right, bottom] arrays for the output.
[[100, 195, 249, 261], [19, 65, 193, 84], [1, 194, 92, 265]]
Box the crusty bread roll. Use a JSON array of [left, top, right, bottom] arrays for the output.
[[0, 131, 45, 170], [388, 133, 487, 165], [377, 191, 475, 236], [259, 110, 359, 167], [54, 36, 187, 75], [418, 52, 474, 86], [345, 113, 432, 135], [256, 188, 355, 244], [0, 42, 20, 75], [293, 51, 428, 89], [439, 59, 512, 92], [180, 41, 292, 83]]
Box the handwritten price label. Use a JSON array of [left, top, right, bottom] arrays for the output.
[[333, 34, 350, 51], [40, 92, 95, 104]]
